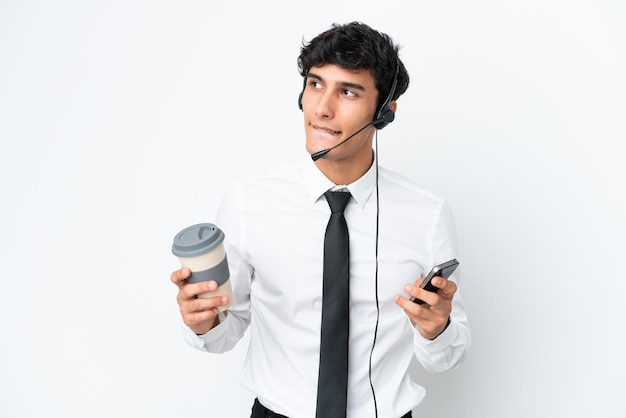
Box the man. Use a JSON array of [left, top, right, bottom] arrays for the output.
[[171, 21, 470, 417]]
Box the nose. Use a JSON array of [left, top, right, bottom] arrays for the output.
[[314, 90, 335, 120]]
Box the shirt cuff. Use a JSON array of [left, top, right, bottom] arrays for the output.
[[412, 319, 459, 370], [181, 311, 229, 350], [414, 318, 457, 346]]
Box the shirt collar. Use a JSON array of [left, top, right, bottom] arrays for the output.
[[300, 153, 377, 209]]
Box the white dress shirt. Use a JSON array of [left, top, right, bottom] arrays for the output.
[[182, 155, 471, 417]]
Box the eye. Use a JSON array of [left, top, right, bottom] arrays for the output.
[[343, 89, 357, 98], [308, 80, 322, 90]]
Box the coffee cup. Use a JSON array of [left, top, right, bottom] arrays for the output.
[[172, 223, 233, 312]]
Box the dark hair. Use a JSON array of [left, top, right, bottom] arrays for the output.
[[297, 21, 410, 110]]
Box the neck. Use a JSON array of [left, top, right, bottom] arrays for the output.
[[315, 150, 375, 185]]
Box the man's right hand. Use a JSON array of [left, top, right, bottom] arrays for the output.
[[170, 268, 229, 335]]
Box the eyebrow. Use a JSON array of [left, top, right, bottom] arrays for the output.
[[306, 72, 367, 92]]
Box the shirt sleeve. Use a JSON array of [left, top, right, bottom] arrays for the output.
[[411, 200, 471, 373]]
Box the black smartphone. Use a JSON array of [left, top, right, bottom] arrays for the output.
[[410, 259, 459, 304]]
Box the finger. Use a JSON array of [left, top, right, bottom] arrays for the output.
[[181, 293, 228, 316], [184, 308, 217, 326], [404, 283, 438, 307], [431, 276, 457, 299], [399, 282, 450, 320], [413, 277, 425, 287], [170, 268, 191, 287], [395, 293, 450, 339], [394, 293, 436, 323], [181, 301, 223, 331], [178, 280, 219, 302]]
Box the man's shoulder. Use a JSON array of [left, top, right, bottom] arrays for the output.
[[225, 162, 304, 199], [379, 166, 446, 206]]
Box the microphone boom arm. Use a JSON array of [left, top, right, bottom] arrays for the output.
[[310, 121, 376, 161]]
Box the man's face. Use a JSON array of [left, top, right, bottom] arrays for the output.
[[301, 64, 379, 166]]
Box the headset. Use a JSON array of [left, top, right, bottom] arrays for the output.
[[298, 65, 399, 130]]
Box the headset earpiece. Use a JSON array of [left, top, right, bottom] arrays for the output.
[[373, 65, 399, 130]]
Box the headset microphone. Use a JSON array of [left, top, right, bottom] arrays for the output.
[[310, 149, 331, 162]]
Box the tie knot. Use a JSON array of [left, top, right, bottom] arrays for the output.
[[324, 190, 351, 214]]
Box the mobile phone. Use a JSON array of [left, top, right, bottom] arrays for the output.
[[410, 259, 459, 304]]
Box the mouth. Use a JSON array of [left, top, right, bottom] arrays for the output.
[[311, 124, 341, 135]]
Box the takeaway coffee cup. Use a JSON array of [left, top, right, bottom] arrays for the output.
[[172, 223, 233, 312]]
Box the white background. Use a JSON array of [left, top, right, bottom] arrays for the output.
[[1, 1, 625, 417]]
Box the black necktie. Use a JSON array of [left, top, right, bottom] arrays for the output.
[[316, 190, 351, 418]]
